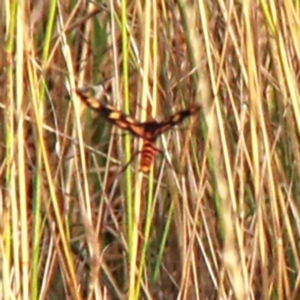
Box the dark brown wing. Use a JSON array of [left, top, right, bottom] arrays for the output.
[[76, 87, 139, 131]]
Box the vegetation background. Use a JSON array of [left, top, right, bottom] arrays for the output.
[[1, 0, 300, 299]]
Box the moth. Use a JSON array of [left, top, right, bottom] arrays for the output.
[[76, 85, 200, 172]]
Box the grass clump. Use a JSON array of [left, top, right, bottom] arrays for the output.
[[1, 1, 300, 299]]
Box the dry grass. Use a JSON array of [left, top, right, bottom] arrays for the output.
[[1, 0, 300, 299]]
